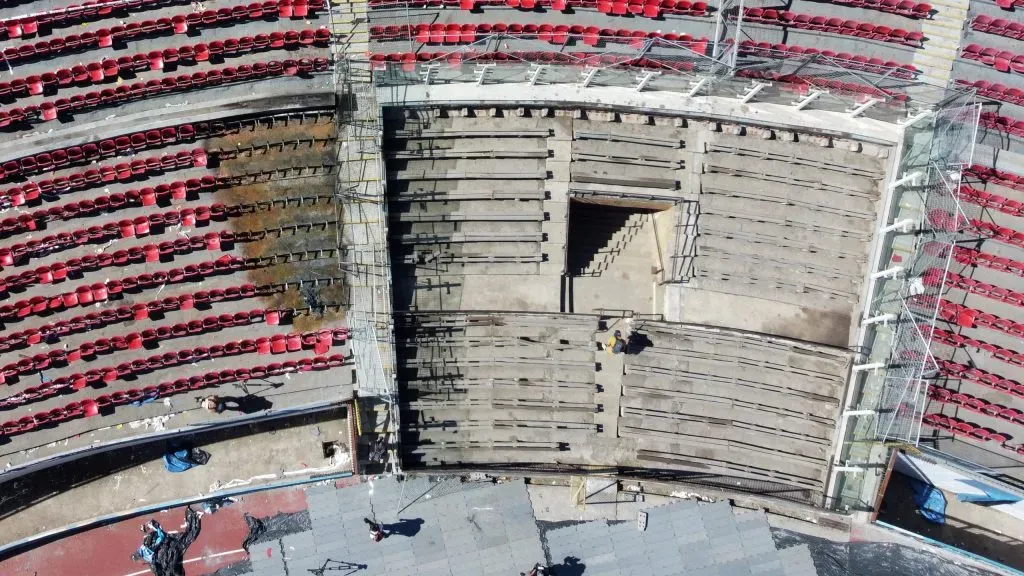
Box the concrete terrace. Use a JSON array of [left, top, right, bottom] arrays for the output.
[[3, 0, 1024, 572]]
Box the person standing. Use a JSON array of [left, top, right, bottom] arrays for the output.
[[363, 517, 386, 542]]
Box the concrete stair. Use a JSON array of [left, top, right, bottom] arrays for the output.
[[570, 211, 649, 277], [912, 0, 970, 86]]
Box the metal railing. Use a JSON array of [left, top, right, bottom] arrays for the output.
[[368, 30, 954, 123], [828, 92, 981, 512]]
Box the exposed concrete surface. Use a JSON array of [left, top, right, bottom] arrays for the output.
[[664, 287, 856, 348], [0, 409, 351, 546], [377, 85, 902, 145]]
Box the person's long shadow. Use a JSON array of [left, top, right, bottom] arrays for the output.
[[550, 556, 586, 576], [219, 395, 273, 414], [383, 518, 424, 537]]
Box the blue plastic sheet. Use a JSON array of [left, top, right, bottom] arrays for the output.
[[162, 449, 196, 473], [909, 478, 947, 524]]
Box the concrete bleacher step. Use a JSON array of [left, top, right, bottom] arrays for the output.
[[618, 408, 831, 460], [575, 213, 649, 276], [632, 440, 824, 491], [913, 5, 968, 86], [621, 373, 838, 420], [685, 276, 853, 313]]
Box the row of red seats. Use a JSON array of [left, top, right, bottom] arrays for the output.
[[0, 149, 205, 209], [956, 79, 1024, 107], [738, 40, 918, 79], [0, 329, 349, 408], [930, 326, 1024, 370], [0, 233, 230, 294], [922, 413, 1012, 445], [968, 219, 1024, 248], [0, 120, 228, 183], [740, 8, 925, 47], [914, 294, 1024, 339], [371, 51, 700, 72], [0, 193, 245, 268], [964, 163, 1024, 193], [1, 58, 329, 128], [961, 45, 1024, 73], [937, 358, 1024, 401], [931, 243, 1024, 279], [370, 22, 708, 50], [0, 282, 279, 356], [2, 310, 285, 385], [815, 0, 929, 17], [366, 0, 709, 15], [0, 29, 330, 104], [3, 318, 338, 382], [737, 68, 904, 103], [1, 0, 193, 39], [0, 191, 230, 238], [595, 0, 709, 17], [812, 0, 931, 18], [971, 15, 1024, 40], [0, 173, 228, 238], [957, 184, 1024, 217], [0, 354, 347, 437], [980, 112, 1024, 138], [0, 0, 327, 67], [927, 268, 1024, 308], [0, 254, 251, 323], [927, 208, 1024, 249], [992, 0, 1024, 8], [929, 386, 1024, 428]]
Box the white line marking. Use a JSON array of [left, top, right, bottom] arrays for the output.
[[121, 548, 246, 576]]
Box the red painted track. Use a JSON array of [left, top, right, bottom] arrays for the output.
[[0, 486, 308, 576]]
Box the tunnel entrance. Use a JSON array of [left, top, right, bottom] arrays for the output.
[[564, 198, 670, 314]]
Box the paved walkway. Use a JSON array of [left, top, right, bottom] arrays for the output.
[[250, 476, 546, 576], [0, 473, 1013, 576], [546, 500, 814, 576]]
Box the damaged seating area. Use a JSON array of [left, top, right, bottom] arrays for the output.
[[397, 311, 601, 467], [620, 321, 851, 501], [693, 128, 884, 317], [0, 109, 351, 470]]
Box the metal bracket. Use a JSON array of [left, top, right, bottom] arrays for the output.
[[634, 71, 661, 92], [686, 76, 710, 97], [419, 64, 439, 86], [881, 218, 916, 234], [793, 89, 826, 110], [847, 97, 882, 117], [580, 66, 599, 88], [870, 266, 904, 280], [473, 64, 495, 85], [852, 362, 886, 374], [528, 64, 548, 86], [888, 171, 924, 191], [899, 108, 935, 128], [739, 81, 768, 103]]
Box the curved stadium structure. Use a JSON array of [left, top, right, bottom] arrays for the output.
[[0, 0, 1023, 574]]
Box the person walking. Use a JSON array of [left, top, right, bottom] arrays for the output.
[[363, 517, 386, 542]]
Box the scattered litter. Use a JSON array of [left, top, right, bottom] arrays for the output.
[[132, 507, 201, 576], [163, 446, 211, 473], [241, 510, 312, 551], [202, 496, 236, 515]]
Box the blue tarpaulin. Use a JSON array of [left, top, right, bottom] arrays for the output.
[[163, 449, 196, 473], [909, 478, 947, 524], [957, 479, 1023, 505]]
